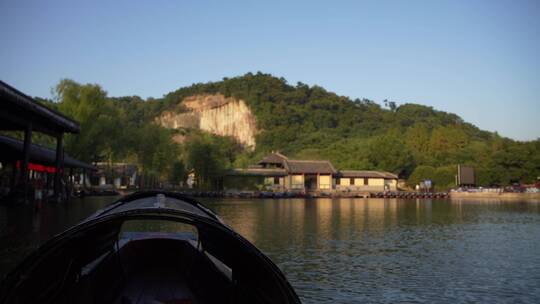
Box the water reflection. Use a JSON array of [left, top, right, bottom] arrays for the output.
[[205, 198, 540, 303], [1, 197, 540, 303], [0, 196, 117, 276]]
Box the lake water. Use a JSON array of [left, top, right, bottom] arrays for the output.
[[1, 197, 540, 303]]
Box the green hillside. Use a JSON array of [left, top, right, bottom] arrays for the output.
[[28, 73, 540, 190], [161, 72, 540, 189]]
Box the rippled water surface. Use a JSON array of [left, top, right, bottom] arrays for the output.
[[1, 197, 540, 303]]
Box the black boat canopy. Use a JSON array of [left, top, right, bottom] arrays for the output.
[[88, 191, 218, 220], [0, 191, 301, 304]]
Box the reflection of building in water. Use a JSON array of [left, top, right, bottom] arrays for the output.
[[385, 199, 398, 226], [333, 198, 368, 240], [268, 199, 306, 243], [314, 199, 334, 240], [303, 199, 404, 242], [362, 199, 398, 234], [211, 202, 259, 243], [291, 198, 404, 240]]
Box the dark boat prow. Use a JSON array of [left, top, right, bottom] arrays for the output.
[[0, 191, 301, 304]]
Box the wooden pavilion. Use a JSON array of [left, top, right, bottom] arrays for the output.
[[0, 80, 92, 202]]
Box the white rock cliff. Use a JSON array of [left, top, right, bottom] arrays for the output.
[[157, 94, 258, 149]]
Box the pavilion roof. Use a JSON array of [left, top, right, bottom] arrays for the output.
[[284, 160, 337, 175], [257, 152, 288, 165], [255, 152, 398, 177], [339, 170, 398, 179], [0, 80, 80, 135], [224, 168, 287, 177], [0, 135, 95, 170]]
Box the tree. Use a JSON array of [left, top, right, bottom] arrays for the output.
[[408, 165, 436, 188], [429, 125, 468, 165], [56, 79, 123, 163], [170, 160, 187, 185], [185, 136, 228, 190], [408, 165, 455, 191], [384, 99, 397, 112], [404, 123, 431, 165], [136, 124, 178, 181], [367, 131, 414, 176]]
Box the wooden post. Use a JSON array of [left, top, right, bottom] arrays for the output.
[[54, 133, 63, 201], [10, 161, 17, 192], [82, 168, 87, 189], [20, 123, 32, 202], [46, 172, 51, 194], [68, 167, 74, 198]]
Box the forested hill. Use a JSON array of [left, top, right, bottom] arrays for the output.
[[159, 72, 539, 188], [32, 73, 540, 190]]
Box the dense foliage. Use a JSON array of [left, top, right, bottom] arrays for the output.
[[34, 73, 539, 190], [51, 80, 178, 184], [184, 133, 242, 189], [163, 72, 540, 189]]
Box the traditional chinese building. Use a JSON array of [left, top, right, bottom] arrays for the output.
[[224, 152, 398, 193], [0, 80, 94, 202], [91, 162, 138, 189]]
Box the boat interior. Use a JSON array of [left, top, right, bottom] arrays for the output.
[[1, 193, 298, 304]]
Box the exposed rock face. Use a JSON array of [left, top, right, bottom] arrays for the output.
[[158, 94, 258, 149]]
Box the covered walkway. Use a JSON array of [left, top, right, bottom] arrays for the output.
[[0, 135, 94, 170], [0, 80, 89, 202]]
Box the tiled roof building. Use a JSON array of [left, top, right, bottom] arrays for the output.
[[225, 152, 398, 192]]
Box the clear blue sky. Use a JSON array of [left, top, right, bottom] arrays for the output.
[[1, 0, 539, 140]]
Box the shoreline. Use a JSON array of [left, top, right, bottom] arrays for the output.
[[449, 191, 540, 200]]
